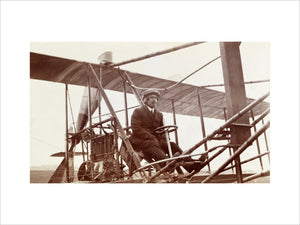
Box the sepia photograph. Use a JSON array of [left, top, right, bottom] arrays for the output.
[[30, 42, 271, 184], [1, 1, 299, 225]]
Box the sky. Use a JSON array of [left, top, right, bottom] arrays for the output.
[[30, 42, 270, 171], [1, 1, 299, 225]]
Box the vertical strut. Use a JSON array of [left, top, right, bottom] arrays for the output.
[[171, 100, 179, 145], [220, 42, 251, 183], [197, 89, 211, 172], [123, 81, 129, 134], [261, 118, 270, 163], [87, 72, 94, 178], [251, 110, 264, 170], [65, 83, 70, 182], [223, 107, 235, 173], [98, 67, 102, 134]]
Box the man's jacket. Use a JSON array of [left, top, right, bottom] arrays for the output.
[[129, 106, 165, 150]]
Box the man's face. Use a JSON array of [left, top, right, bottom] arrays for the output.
[[145, 94, 158, 108]]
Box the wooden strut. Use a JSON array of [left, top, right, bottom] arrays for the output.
[[251, 110, 264, 170], [48, 84, 76, 183], [261, 118, 270, 163], [186, 145, 230, 181], [201, 121, 270, 183], [223, 107, 235, 173], [88, 64, 146, 178], [87, 73, 94, 178], [134, 150, 220, 173], [123, 81, 129, 134], [197, 88, 211, 172], [171, 100, 179, 145], [222, 152, 270, 172], [65, 83, 70, 182], [198, 79, 270, 88], [241, 170, 270, 183], [148, 92, 270, 182], [250, 108, 270, 127], [98, 65, 103, 134]]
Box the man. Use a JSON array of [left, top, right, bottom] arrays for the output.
[[129, 89, 206, 173]]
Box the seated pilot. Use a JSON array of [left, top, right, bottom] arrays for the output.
[[129, 89, 206, 173]]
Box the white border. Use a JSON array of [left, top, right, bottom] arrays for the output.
[[1, 1, 299, 224]]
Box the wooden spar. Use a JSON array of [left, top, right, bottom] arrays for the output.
[[220, 42, 251, 183], [242, 170, 270, 183], [87, 72, 94, 178], [123, 81, 129, 134], [87, 74, 93, 135], [136, 146, 226, 173], [88, 64, 145, 178], [65, 83, 69, 182], [261, 118, 270, 162], [81, 141, 85, 162], [110, 42, 204, 67], [164, 131, 173, 157], [201, 121, 270, 183], [98, 67, 102, 134], [97, 52, 112, 134], [186, 145, 229, 180], [197, 89, 210, 172], [198, 79, 270, 88], [87, 73, 93, 158], [171, 100, 179, 145], [251, 110, 264, 170], [223, 107, 227, 120], [222, 152, 270, 172], [250, 108, 270, 127], [185, 92, 269, 154], [148, 92, 269, 181], [223, 107, 235, 173]]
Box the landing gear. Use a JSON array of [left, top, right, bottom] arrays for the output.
[[77, 158, 124, 182], [77, 161, 94, 181]]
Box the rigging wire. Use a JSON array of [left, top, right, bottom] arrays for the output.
[[67, 88, 77, 133], [118, 55, 221, 91], [31, 136, 62, 151], [198, 79, 270, 88]]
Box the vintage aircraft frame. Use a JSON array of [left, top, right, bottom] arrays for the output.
[[30, 42, 270, 183]]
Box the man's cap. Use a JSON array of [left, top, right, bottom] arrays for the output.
[[142, 89, 160, 99]]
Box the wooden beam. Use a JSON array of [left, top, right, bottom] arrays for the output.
[[197, 89, 210, 172], [88, 64, 145, 178], [219, 42, 251, 183]]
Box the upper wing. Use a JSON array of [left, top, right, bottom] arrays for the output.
[[30, 52, 269, 120]]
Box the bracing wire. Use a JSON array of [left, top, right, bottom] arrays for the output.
[[119, 55, 221, 91], [67, 89, 77, 133], [31, 136, 62, 151]]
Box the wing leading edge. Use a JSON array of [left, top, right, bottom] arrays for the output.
[[30, 52, 269, 120]]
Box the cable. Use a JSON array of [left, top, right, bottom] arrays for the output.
[[31, 136, 62, 151], [67, 89, 77, 133], [120, 56, 221, 92]]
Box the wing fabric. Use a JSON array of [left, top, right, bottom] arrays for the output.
[[30, 52, 269, 120]]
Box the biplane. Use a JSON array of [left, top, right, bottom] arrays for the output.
[[30, 42, 270, 183]]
